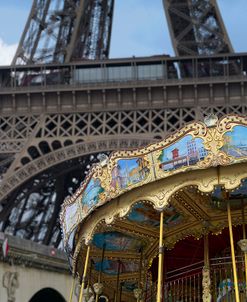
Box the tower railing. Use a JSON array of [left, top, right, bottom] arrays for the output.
[[1, 53, 247, 91]]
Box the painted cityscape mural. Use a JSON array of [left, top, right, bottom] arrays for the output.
[[92, 231, 145, 252], [222, 126, 247, 158], [158, 135, 207, 172], [127, 203, 183, 228], [81, 178, 104, 217], [111, 157, 150, 190], [94, 259, 139, 276]]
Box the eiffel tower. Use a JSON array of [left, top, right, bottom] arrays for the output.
[[0, 0, 246, 248]]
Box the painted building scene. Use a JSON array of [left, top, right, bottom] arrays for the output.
[[81, 178, 104, 217], [222, 125, 247, 157], [158, 135, 207, 171], [111, 157, 150, 190]]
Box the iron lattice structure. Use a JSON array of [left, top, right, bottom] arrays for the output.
[[0, 0, 238, 247], [12, 0, 114, 64], [163, 0, 233, 56], [12, 0, 233, 65], [1, 105, 246, 247]]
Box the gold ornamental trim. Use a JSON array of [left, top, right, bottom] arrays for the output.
[[60, 114, 247, 246]]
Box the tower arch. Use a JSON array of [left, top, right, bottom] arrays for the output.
[[29, 288, 66, 302]]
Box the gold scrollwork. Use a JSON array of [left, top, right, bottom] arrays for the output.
[[60, 115, 247, 262]]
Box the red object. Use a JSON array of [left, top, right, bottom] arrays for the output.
[[2, 238, 9, 258], [172, 148, 179, 159], [150, 225, 243, 282]]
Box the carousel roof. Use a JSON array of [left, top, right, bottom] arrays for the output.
[[60, 114, 247, 301]]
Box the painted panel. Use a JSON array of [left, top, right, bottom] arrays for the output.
[[111, 157, 150, 190], [81, 178, 104, 217], [121, 281, 138, 292], [92, 231, 145, 251], [222, 125, 247, 157], [212, 179, 247, 208], [158, 135, 207, 172], [64, 202, 80, 235], [127, 203, 182, 228], [94, 259, 139, 275], [66, 229, 76, 255]]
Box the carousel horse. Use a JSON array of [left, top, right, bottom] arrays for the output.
[[217, 278, 233, 302], [216, 278, 246, 302]]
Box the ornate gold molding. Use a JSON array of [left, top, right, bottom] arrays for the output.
[[60, 114, 247, 279]]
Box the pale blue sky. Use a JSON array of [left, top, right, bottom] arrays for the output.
[[0, 0, 246, 64]]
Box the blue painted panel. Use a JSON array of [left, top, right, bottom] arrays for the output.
[[222, 126, 247, 158], [111, 157, 150, 190], [93, 231, 145, 251]]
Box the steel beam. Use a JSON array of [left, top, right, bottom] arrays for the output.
[[163, 0, 233, 56], [12, 0, 114, 65]]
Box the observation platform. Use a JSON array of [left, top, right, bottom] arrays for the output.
[[0, 53, 247, 115]]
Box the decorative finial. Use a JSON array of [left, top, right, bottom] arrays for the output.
[[204, 114, 218, 128]]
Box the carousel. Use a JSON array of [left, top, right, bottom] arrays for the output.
[[60, 114, 247, 302]]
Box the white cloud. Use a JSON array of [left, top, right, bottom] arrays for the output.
[[0, 38, 17, 66]]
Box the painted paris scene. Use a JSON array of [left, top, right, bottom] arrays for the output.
[[111, 157, 150, 190], [222, 125, 247, 157], [158, 135, 207, 172], [81, 178, 104, 217]]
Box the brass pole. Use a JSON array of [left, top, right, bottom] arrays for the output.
[[115, 260, 121, 302], [100, 244, 106, 281], [96, 244, 106, 302], [138, 249, 143, 295], [119, 282, 123, 302], [227, 201, 240, 302], [144, 273, 149, 302], [150, 278, 153, 302], [241, 202, 247, 296], [86, 260, 93, 300], [242, 202, 246, 239], [156, 211, 164, 302], [79, 245, 91, 302], [69, 277, 75, 302], [202, 233, 211, 302], [138, 251, 142, 286], [204, 233, 209, 267]]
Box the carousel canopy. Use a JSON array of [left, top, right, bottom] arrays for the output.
[[60, 114, 247, 301]]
